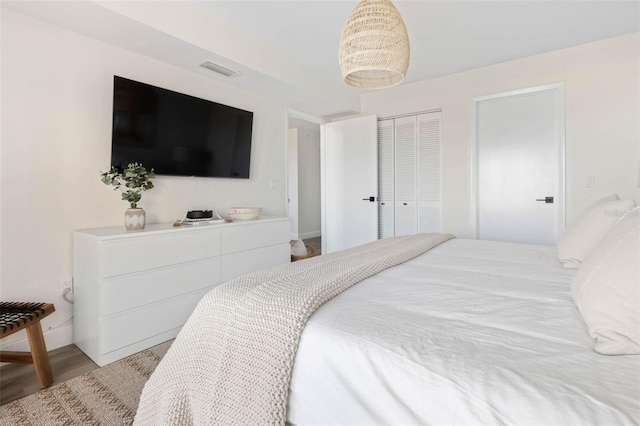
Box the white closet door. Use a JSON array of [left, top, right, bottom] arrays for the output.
[[377, 119, 395, 239], [394, 116, 417, 236], [417, 112, 441, 233], [476, 86, 563, 245]]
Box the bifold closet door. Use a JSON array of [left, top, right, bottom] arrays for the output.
[[377, 119, 394, 239], [394, 116, 417, 236], [377, 112, 442, 239], [417, 112, 441, 233]]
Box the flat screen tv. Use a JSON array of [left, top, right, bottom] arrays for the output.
[[111, 76, 253, 178]]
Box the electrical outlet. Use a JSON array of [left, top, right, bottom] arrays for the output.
[[61, 277, 73, 293]]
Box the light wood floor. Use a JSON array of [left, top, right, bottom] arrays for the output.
[[0, 344, 97, 406], [303, 237, 321, 256]]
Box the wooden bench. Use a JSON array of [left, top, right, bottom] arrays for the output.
[[0, 302, 55, 388]]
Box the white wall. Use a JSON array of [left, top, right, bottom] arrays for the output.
[[296, 128, 321, 239], [362, 33, 640, 238], [0, 10, 287, 350]]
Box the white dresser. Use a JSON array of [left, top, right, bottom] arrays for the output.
[[73, 216, 290, 366]]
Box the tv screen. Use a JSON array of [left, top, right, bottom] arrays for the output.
[[111, 76, 253, 178]]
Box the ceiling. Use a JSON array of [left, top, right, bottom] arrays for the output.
[[3, 1, 639, 118]]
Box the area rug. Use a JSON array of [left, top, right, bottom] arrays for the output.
[[0, 341, 171, 426]]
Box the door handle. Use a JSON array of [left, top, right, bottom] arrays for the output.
[[362, 196, 375, 202], [536, 197, 554, 204]]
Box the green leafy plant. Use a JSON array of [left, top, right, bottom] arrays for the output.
[[100, 163, 156, 209]]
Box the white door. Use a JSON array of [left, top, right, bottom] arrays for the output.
[[322, 115, 378, 254], [377, 119, 395, 239], [475, 84, 565, 245], [377, 112, 442, 238], [394, 116, 418, 236], [287, 128, 299, 240], [417, 112, 442, 233]]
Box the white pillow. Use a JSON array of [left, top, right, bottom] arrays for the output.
[[571, 207, 640, 355], [558, 194, 635, 269]]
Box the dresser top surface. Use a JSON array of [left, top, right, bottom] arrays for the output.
[[75, 216, 289, 239]]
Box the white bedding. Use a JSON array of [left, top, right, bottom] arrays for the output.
[[288, 239, 640, 425]]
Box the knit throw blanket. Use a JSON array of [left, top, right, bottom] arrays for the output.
[[134, 233, 454, 425]]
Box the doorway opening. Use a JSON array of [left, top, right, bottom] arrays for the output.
[[287, 111, 323, 255]]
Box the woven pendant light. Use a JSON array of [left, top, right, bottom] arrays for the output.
[[339, 0, 410, 90]]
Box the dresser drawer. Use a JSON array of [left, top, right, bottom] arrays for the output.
[[100, 257, 221, 316], [221, 220, 289, 255], [221, 243, 290, 282], [100, 289, 209, 354], [100, 229, 221, 277]]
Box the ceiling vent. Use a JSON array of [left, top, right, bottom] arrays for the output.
[[199, 61, 242, 78]]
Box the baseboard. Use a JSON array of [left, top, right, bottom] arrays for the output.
[[0, 323, 73, 355], [299, 230, 321, 240], [290, 233, 299, 241]]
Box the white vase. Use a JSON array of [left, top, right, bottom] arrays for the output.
[[124, 208, 146, 230]]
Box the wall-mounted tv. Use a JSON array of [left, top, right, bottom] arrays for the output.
[[111, 76, 253, 178]]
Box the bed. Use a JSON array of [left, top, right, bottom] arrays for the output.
[[135, 231, 639, 425], [288, 238, 639, 425]]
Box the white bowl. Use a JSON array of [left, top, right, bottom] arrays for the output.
[[228, 207, 262, 220]]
